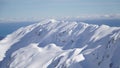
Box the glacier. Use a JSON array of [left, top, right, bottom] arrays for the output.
[[0, 19, 120, 68]]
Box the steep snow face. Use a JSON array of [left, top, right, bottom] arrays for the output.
[[0, 19, 120, 68]]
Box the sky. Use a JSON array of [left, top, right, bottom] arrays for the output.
[[0, 0, 120, 19]]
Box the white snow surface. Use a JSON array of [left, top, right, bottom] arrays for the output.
[[0, 19, 120, 68]]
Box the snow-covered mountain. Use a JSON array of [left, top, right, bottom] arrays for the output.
[[0, 19, 120, 68]]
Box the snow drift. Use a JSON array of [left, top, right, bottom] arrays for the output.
[[0, 19, 120, 68]]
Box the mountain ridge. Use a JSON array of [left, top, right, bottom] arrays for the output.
[[0, 19, 120, 68]]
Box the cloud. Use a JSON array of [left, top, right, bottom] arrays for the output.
[[0, 17, 42, 23], [0, 14, 120, 23]]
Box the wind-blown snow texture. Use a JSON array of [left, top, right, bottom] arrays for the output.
[[0, 19, 120, 68]]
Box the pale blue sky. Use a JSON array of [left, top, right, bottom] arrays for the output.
[[0, 0, 120, 19]]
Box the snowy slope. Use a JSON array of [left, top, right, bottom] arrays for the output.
[[0, 19, 120, 68]]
